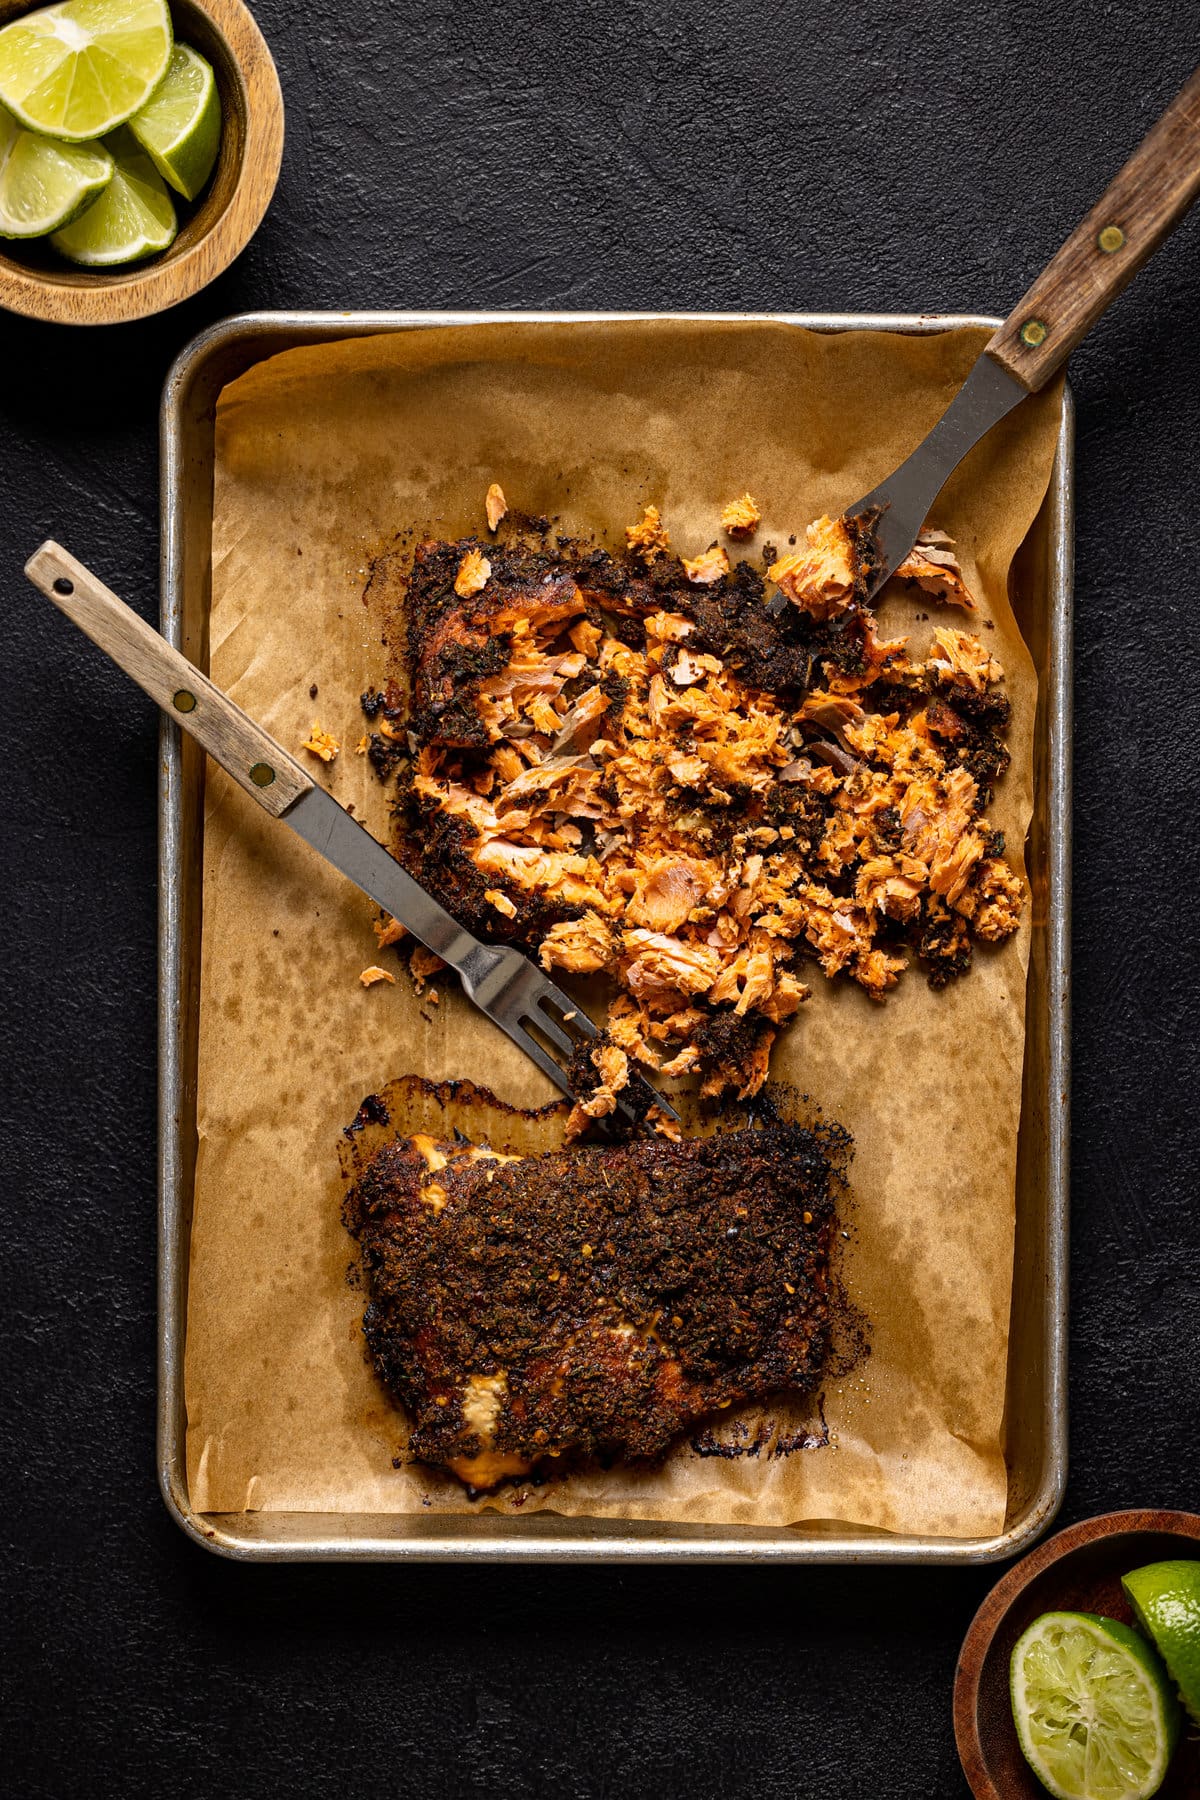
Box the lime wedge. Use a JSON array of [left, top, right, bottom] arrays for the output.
[[128, 42, 219, 199], [1010, 1611, 1181, 1800], [51, 124, 174, 264], [0, 0, 172, 143], [1123, 1560, 1200, 1726], [0, 101, 112, 235]]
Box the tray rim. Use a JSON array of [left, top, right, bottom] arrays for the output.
[[158, 308, 1072, 1562]]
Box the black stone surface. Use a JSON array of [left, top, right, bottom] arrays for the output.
[[3, 4, 1198, 1795]]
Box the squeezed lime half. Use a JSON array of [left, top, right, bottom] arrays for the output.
[[1010, 1610, 1181, 1800]]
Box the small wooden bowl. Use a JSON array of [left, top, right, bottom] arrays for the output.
[[955, 1509, 1200, 1799], [0, 0, 283, 324]]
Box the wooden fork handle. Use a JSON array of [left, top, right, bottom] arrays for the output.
[[986, 61, 1200, 391], [25, 541, 314, 819]]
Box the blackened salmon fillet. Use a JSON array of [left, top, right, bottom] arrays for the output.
[[343, 1119, 844, 1489]]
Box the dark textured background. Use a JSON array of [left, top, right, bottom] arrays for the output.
[[3, 3, 1199, 1794]]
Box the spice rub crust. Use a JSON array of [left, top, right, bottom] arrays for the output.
[[344, 1121, 843, 1490]]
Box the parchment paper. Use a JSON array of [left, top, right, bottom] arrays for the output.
[[185, 320, 1064, 1534]]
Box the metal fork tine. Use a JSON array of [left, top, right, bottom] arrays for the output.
[[526, 1002, 579, 1060], [531, 982, 682, 1123], [498, 1018, 575, 1102]]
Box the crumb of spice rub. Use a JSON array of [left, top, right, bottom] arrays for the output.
[[360, 965, 396, 987], [301, 721, 340, 762], [343, 1118, 845, 1489], [485, 483, 508, 532], [374, 513, 1022, 1098]]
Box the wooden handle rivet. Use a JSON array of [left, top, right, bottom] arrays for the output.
[[1020, 318, 1048, 347], [172, 688, 197, 713], [249, 762, 276, 787], [1097, 224, 1125, 253], [52, 577, 74, 596]]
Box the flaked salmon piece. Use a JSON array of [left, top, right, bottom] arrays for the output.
[[627, 857, 711, 933], [484, 888, 518, 919], [855, 854, 929, 922], [795, 883, 869, 979], [494, 754, 597, 807], [491, 744, 524, 784], [660, 1044, 702, 1076], [538, 910, 616, 974], [625, 504, 671, 558], [927, 627, 1002, 693], [854, 946, 907, 997], [682, 545, 730, 585], [575, 1042, 631, 1120], [929, 826, 985, 906], [893, 528, 976, 609], [621, 930, 722, 1003], [454, 548, 491, 597], [666, 752, 707, 786], [644, 610, 694, 645], [605, 994, 664, 1069], [670, 647, 725, 686], [957, 856, 1024, 940], [485, 483, 508, 531], [769, 515, 857, 620], [900, 765, 978, 865], [706, 936, 775, 1016], [410, 947, 446, 992], [720, 492, 761, 537], [757, 968, 810, 1023], [301, 721, 340, 762], [373, 914, 407, 948], [568, 617, 603, 659]]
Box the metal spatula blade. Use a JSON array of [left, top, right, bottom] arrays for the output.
[[24, 541, 679, 1129]]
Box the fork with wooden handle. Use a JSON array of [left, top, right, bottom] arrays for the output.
[[770, 60, 1200, 609], [24, 540, 680, 1128]]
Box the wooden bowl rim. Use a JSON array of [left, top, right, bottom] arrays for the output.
[[0, 0, 283, 325], [954, 1508, 1200, 1800]]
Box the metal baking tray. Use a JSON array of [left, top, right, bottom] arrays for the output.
[[158, 311, 1072, 1562]]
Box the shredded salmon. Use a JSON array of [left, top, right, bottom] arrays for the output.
[[360, 965, 396, 987], [394, 508, 1024, 1099], [769, 515, 858, 619], [894, 528, 975, 609], [373, 915, 407, 948]]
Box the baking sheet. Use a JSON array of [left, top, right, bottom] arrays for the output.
[[185, 319, 1064, 1535]]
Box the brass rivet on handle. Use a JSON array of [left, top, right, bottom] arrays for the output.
[[1097, 224, 1125, 253], [172, 688, 196, 713], [1020, 318, 1048, 348], [249, 762, 276, 787]]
